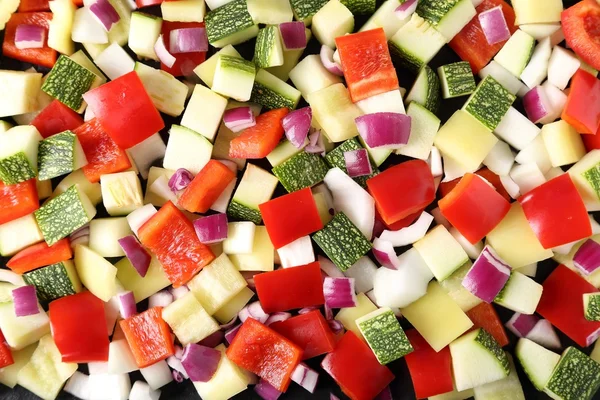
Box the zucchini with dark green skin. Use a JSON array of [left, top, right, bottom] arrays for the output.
[[438, 61, 476, 99], [545, 347, 600, 400], [325, 138, 378, 188], [582, 165, 600, 200], [205, 0, 254, 45], [406, 65, 441, 114], [341, 0, 376, 15], [41, 55, 95, 111], [23, 261, 81, 303], [584, 293, 600, 321], [463, 75, 516, 131], [227, 200, 263, 225], [37, 131, 78, 181], [250, 69, 301, 111], [253, 25, 281, 69], [0, 153, 35, 185], [272, 151, 330, 192], [357, 308, 413, 364], [416, 0, 460, 24], [476, 329, 510, 374], [312, 211, 372, 271], [289, 0, 328, 23]]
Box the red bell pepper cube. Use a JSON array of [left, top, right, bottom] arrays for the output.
[[518, 174, 591, 249], [120, 307, 175, 368], [335, 28, 399, 103], [439, 167, 511, 202], [439, 173, 511, 244], [178, 160, 236, 214], [229, 108, 289, 159], [2, 12, 56, 68], [49, 291, 110, 363], [74, 119, 132, 183], [583, 131, 600, 152], [138, 201, 215, 287], [0, 179, 39, 225], [18, 0, 49, 11], [136, 0, 162, 7], [161, 22, 207, 77], [465, 303, 509, 347], [404, 329, 453, 399], [270, 310, 336, 359], [537, 265, 600, 347], [7, 238, 72, 274], [83, 72, 165, 149], [449, 0, 517, 74], [0, 330, 14, 369], [254, 262, 325, 313], [561, 69, 600, 134], [367, 160, 435, 226], [31, 100, 84, 139], [226, 318, 303, 392], [259, 187, 323, 249], [322, 331, 395, 400], [562, 1, 600, 74]]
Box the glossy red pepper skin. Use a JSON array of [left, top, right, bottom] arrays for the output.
[[466, 303, 509, 347], [439, 167, 512, 202], [259, 187, 323, 249], [31, 100, 84, 139], [0, 330, 14, 369], [229, 108, 289, 159], [49, 291, 110, 363], [404, 329, 453, 399], [322, 331, 394, 400], [537, 265, 600, 347], [83, 72, 164, 149], [439, 173, 511, 244], [367, 160, 435, 226], [519, 174, 591, 249], [0, 179, 39, 225], [270, 310, 336, 359], [120, 307, 175, 368], [160, 21, 207, 77], [7, 238, 72, 274], [2, 12, 56, 68], [226, 318, 303, 392], [561, 69, 600, 134], [562, 0, 600, 72], [255, 262, 325, 313]]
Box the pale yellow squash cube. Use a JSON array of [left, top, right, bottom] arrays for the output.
[[486, 202, 553, 268], [144, 167, 176, 207], [434, 110, 498, 173], [401, 281, 473, 352], [74, 244, 118, 302], [541, 120, 586, 167], [162, 292, 219, 345], [194, 45, 242, 89], [307, 83, 361, 143], [116, 256, 171, 302], [568, 149, 600, 211], [512, 0, 562, 24], [334, 293, 378, 340], [193, 344, 252, 400], [101, 171, 144, 217], [52, 169, 102, 206], [229, 226, 275, 271], [0, 302, 49, 350], [212, 286, 254, 324], [413, 225, 469, 282]]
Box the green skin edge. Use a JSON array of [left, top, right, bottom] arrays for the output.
[[289, 0, 328, 20], [324, 138, 378, 188], [416, 0, 461, 25], [41, 55, 95, 111], [0, 152, 36, 185], [254, 26, 278, 69], [272, 151, 330, 192], [475, 328, 510, 375], [359, 310, 413, 364], [546, 347, 600, 400], [341, 0, 376, 15], [205, 0, 254, 44], [312, 211, 372, 271], [37, 131, 76, 181], [422, 66, 441, 114], [441, 62, 476, 98], [23, 262, 77, 303], [220, 55, 256, 75], [250, 81, 298, 111], [227, 200, 262, 225], [582, 164, 600, 201], [388, 42, 425, 74], [464, 75, 516, 131], [585, 294, 600, 321]]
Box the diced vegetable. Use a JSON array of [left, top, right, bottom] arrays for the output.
[[389, 14, 446, 72], [163, 291, 219, 346], [356, 307, 413, 365], [270, 310, 336, 360], [545, 347, 600, 400], [416, 0, 476, 41], [438, 61, 476, 99]]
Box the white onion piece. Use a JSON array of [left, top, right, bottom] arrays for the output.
[[108, 340, 139, 375], [495, 107, 541, 151], [509, 163, 546, 195], [15, 24, 45, 49], [428, 146, 443, 177], [64, 372, 92, 400], [515, 135, 552, 174], [148, 290, 173, 308], [169, 285, 189, 300], [478, 6, 510, 45], [372, 238, 401, 270], [394, 0, 417, 19], [0, 269, 25, 286], [319, 45, 343, 76], [223, 107, 256, 133], [166, 356, 189, 380], [279, 21, 306, 50], [291, 363, 319, 393], [462, 246, 511, 303], [479, 61, 528, 97], [140, 361, 173, 390], [127, 204, 157, 237], [355, 112, 411, 149], [318, 255, 345, 278], [129, 381, 161, 400], [170, 27, 208, 54], [505, 312, 539, 337], [520, 38, 551, 89], [526, 319, 561, 350], [88, 373, 131, 400], [154, 34, 176, 68], [379, 211, 433, 247], [89, 0, 120, 31], [540, 81, 567, 124], [499, 174, 521, 200], [449, 227, 484, 260], [277, 236, 315, 268], [523, 86, 552, 124], [265, 312, 292, 326], [88, 362, 109, 375], [483, 140, 514, 177], [323, 277, 357, 308], [117, 291, 136, 318], [239, 301, 269, 323], [344, 149, 372, 178], [547, 46, 581, 90], [343, 257, 377, 294]]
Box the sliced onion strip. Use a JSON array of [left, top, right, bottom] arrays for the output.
[[154, 35, 176, 68], [12, 285, 39, 317], [193, 213, 228, 244], [462, 246, 511, 302], [323, 277, 357, 308], [223, 107, 256, 133], [355, 112, 411, 149], [319, 45, 343, 76], [372, 238, 401, 270]]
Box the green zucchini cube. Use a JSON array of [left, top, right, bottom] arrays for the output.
[[312, 211, 372, 271], [212, 55, 256, 102], [545, 347, 600, 400], [341, 0, 376, 15], [584, 293, 600, 321], [438, 61, 476, 99], [272, 151, 330, 193], [289, 0, 327, 25], [34, 185, 96, 246], [324, 138, 379, 188], [205, 0, 257, 48], [37, 131, 87, 181], [41, 55, 96, 112], [0, 125, 42, 185], [416, 0, 476, 41], [463, 75, 516, 131], [253, 25, 284, 69], [227, 164, 278, 224], [250, 69, 301, 111], [356, 307, 413, 364], [23, 261, 82, 303]]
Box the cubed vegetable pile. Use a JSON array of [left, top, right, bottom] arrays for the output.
[[2, 0, 600, 399]]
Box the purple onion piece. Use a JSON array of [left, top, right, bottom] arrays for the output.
[[168, 168, 194, 193], [223, 107, 256, 133], [282, 107, 312, 148], [193, 213, 228, 244], [254, 379, 282, 400], [291, 363, 319, 393], [89, 0, 120, 31], [319, 45, 343, 76], [181, 344, 221, 382], [478, 5, 511, 45], [305, 130, 325, 154], [170, 27, 208, 54], [117, 291, 136, 319], [505, 312, 539, 337], [172, 370, 185, 383], [323, 277, 357, 309], [279, 21, 307, 50], [118, 235, 151, 277], [372, 238, 401, 270], [573, 239, 600, 276], [394, 0, 418, 19], [219, 317, 238, 331], [328, 319, 344, 335], [523, 86, 551, 124], [224, 323, 242, 344], [12, 285, 39, 317], [298, 306, 319, 315], [324, 303, 333, 320], [343, 149, 372, 178], [355, 112, 411, 149], [14, 24, 45, 49], [462, 246, 511, 303], [198, 330, 224, 348], [148, 290, 174, 308], [375, 386, 393, 400]]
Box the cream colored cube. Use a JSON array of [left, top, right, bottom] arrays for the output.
[[541, 120, 586, 167], [162, 292, 219, 345]]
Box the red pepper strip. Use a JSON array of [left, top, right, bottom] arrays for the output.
[[0, 179, 39, 226], [465, 303, 509, 347], [0, 330, 14, 369], [561, 69, 600, 134], [7, 238, 72, 274]]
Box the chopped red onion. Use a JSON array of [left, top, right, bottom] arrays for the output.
[[239, 301, 269, 323], [372, 218, 386, 239], [118, 235, 151, 277], [355, 113, 411, 149], [175, 345, 184, 360], [298, 306, 319, 315], [223, 107, 256, 133], [318, 256, 345, 278], [70, 224, 90, 248], [505, 312, 539, 337], [15, 24, 45, 49], [319, 45, 343, 76], [526, 319, 561, 350], [181, 344, 221, 382], [327, 319, 344, 335], [394, 0, 418, 19], [172, 370, 185, 383], [375, 386, 393, 400], [324, 303, 333, 320], [343, 149, 372, 178], [169, 285, 189, 300], [379, 211, 434, 247], [168, 168, 193, 193], [372, 238, 401, 270], [283, 107, 312, 148], [148, 290, 173, 308], [89, 0, 120, 31], [573, 239, 600, 276], [240, 271, 257, 290], [305, 130, 325, 154], [117, 291, 136, 319], [255, 379, 282, 400], [265, 312, 292, 326], [279, 21, 306, 50], [523, 86, 552, 124], [323, 277, 357, 308], [12, 285, 39, 317], [154, 35, 176, 68], [198, 330, 224, 348], [478, 5, 510, 45], [331, 394, 341, 400], [167, 355, 189, 380], [219, 317, 238, 331], [291, 363, 319, 393], [193, 213, 228, 244], [462, 246, 511, 303], [0, 269, 25, 287], [170, 28, 208, 54], [224, 323, 242, 344]]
